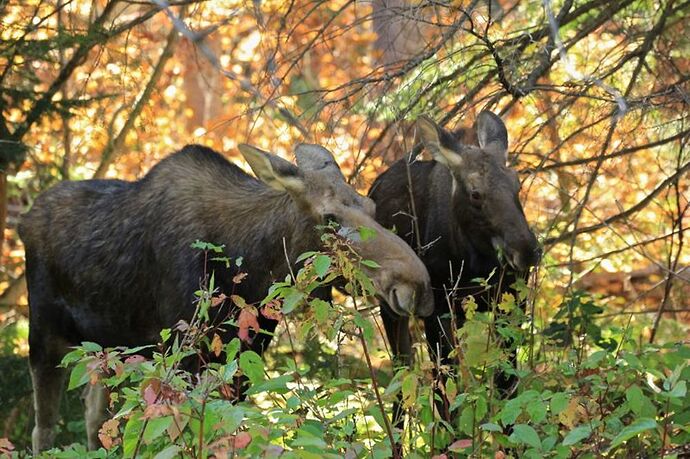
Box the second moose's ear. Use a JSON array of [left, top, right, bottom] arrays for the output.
[[416, 116, 464, 168], [475, 111, 509, 163], [238, 144, 306, 194]]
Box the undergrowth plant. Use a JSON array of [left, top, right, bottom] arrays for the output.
[[18, 224, 690, 458]]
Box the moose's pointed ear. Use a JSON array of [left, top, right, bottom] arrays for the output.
[[416, 116, 463, 168], [294, 143, 345, 180], [476, 111, 509, 163], [238, 144, 305, 193]]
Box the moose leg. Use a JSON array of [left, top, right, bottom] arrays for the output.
[[29, 337, 67, 454], [84, 382, 109, 450], [381, 302, 412, 429], [423, 310, 454, 423]]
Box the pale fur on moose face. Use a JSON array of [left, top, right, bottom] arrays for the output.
[[238, 143, 434, 317], [416, 112, 541, 271]]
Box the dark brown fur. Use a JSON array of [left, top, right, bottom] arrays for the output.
[[20, 143, 434, 452]]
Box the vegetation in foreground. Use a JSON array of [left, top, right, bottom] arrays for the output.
[[3, 227, 688, 458]]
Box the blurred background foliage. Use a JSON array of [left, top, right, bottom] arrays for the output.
[[0, 0, 688, 449]]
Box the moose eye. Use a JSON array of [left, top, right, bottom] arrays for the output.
[[469, 190, 482, 206]]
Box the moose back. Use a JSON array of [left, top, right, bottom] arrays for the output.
[[20, 142, 434, 453]]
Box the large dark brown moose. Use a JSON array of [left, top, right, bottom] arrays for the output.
[[369, 111, 541, 426], [20, 143, 434, 453]]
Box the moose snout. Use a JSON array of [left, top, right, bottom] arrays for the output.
[[387, 281, 434, 318], [505, 237, 541, 271]]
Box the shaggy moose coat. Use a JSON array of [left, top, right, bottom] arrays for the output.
[[20, 143, 434, 453], [369, 112, 540, 424]]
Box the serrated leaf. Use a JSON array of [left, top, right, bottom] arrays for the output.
[[626, 385, 644, 415], [239, 351, 264, 385], [313, 254, 331, 278], [550, 392, 569, 415], [509, 424, 541, 450], [282, 288, 304, 314], [154, 445, 182, 459], [402, 372, 418, 409], [360, 259, 381, 269], [562, 425, 592, 446], [480, 422, 503, 432], [143, 416, 172, 444], [358, 226, 377, 241], [67, 361, 90, 390], [81, 341, 103, 353], [609, 418, 657, 449], [311, 298, 330, 323]]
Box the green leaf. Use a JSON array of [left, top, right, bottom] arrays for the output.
[[562, 425, 592, 446], [296, 251, 318, 262], [609, 418, 657, 449], [550, 392, 569, 416], [313, 254, 331, 278], [401, 372, 418, 409], [143, 416, 172, 444], [123, 415, 144, 458], [282, 288, 304, 314], [526, 400, 547, 423], [480, 422, 503, 432], [153, 445, 182, 459], [509, 424, 541, 450], [311, 298, 330, 323], [668, 380, 687, 399], [459, 406, 475, 436], [224, 338, 241, 363], [160, 328, 171, 343], [239, 351, 264, 384], [245, 374, 293, 395], [358, 226, 378, 242], [500, 398, 522, 426], [67, 361, 90, 390], [81, 341, 103, 353], [360, 259, 381, 269], [626, 385, 644, 415]]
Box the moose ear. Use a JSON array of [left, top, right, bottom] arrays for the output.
[[238, 144, 305, 193], [416, 116, 463, 168], [294, 143, 345, 180], [476, 111, 509, 162]]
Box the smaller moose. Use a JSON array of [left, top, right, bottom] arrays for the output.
[[20, 142, 434, 454], [369, 111, 541, 426]]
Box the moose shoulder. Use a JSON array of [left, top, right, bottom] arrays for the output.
[[369, 111, 540, 423], [20, 143, 433, 453]]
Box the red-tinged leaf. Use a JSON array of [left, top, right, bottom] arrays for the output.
[[495, 452, 506, 459], [211, 333, 223, 357], [449, 439, 473, 451], [143, 382, 158, 406], [431, 455, 448, 459], [142, 404, 173, 419], [261, 301, 282, 321], [233, 431, 252, 449], [0, 437, 15, 452], [233, 272, 248, 284], [124, 355, 146, 364], [98, 419, 120, 450], [237, 307, 260, 343], [211, 293, 227, 307]]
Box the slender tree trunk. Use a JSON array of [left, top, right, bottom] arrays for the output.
[[0, 171, 7, 267]]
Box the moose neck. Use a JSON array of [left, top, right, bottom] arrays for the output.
[[214, 186, 320, 268], [449, 190, 501, 278]]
